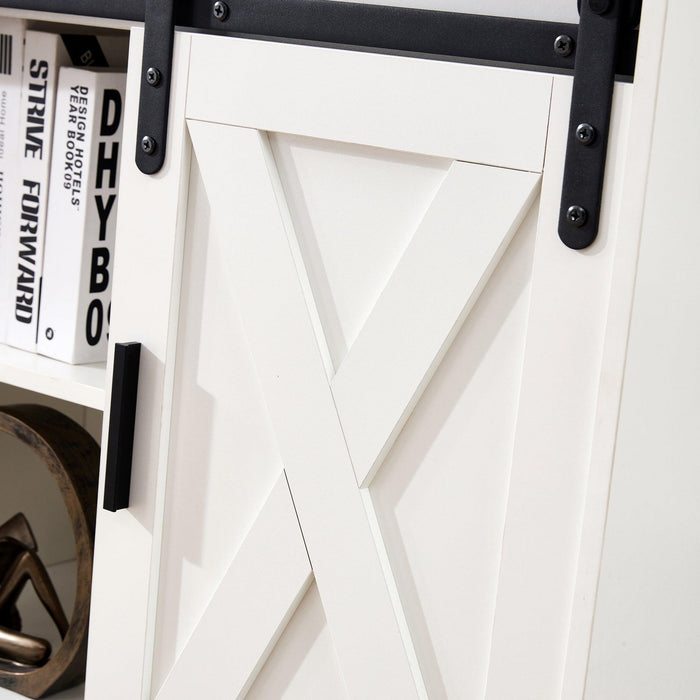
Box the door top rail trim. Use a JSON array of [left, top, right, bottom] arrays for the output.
[[0, 0, 638, 77]]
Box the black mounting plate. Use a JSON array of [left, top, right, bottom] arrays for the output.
[[134, 0, 175, 174], [559, 0, 637, 249]]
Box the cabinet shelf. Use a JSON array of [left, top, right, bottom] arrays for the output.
[[0, 345, 105, 411]]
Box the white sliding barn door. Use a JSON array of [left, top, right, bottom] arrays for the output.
[[146, 32, 640, 700]]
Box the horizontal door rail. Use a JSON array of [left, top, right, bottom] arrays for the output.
[[0, 0, 638, 77]]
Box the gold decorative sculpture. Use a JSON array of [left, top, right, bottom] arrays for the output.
[[0, 406, 99, 698], [0, 513, 70, 668]]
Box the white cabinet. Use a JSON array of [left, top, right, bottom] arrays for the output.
[[87, 5, 669, 698], [1, 1, 698, 698]]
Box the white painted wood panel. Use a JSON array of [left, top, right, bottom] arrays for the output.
[[586, 1, 700, 696], [186, 35, 552, 172], [484, 76, 633, 699], [86, 30, 193, 700], [267, 126, 543, 696], [269, 134, 451, 372], [246, 583, 348, 700], [157, 474, 312, 700], [95, 21, 655, 699], [332, 162, 540, 486], [370, 198, 539, 698], [187, 120, 422, 699], [149, 139, 287, 692], [561, 1, 670, 695]]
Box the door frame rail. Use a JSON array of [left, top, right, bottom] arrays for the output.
[[0, 0, 638, 76]]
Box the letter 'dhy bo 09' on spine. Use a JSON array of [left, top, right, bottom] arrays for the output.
[[38, 67, 126, 364]]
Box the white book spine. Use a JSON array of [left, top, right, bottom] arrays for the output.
[[0, 20, 25, 344], [7, 32, 68, 351], [38, 68, 125, 364]]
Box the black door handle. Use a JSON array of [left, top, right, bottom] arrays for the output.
[[103, 342, 141, 512]]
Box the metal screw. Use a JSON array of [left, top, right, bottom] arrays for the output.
[[141, 135, 157, 155], [567, 205, 588, 227], [146, 67, 161, 86], [554, 34, 574, 57], [576, 123, 596, 145], [213, 1, 229, 20], [589, 0, 612, 14]]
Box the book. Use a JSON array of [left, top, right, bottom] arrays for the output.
[[0, 19, 26, 344], [37, 67, 126, 364], [7, 32, 128, 352]]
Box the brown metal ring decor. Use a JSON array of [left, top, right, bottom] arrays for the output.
[[0, 405, 99, 698]]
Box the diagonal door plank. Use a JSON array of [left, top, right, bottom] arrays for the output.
[[332, 163, 541, 487], [187, 119, 424, 699], [156, 472, 312, 700]]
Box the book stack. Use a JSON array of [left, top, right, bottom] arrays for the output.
[[0, 20, 127, 364]]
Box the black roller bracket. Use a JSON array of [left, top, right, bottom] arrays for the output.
[[104, 343, 142, 512], [135, 0, 175, 174], [558, 0, 640, 249]]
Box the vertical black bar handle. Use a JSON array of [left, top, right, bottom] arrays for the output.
[[103, 342, 141, 512]]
